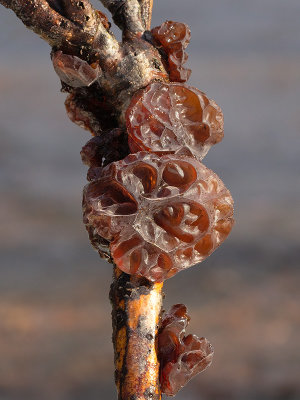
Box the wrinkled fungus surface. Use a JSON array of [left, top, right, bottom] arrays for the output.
[[52, 51, 100, 87], [152, 21, 191, 82], [159, 304, 214, 396], [126, 82, 224, 161], [83, 152, 234, 282]]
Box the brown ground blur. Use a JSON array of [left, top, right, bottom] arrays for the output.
[[0, 1, 300, 399]]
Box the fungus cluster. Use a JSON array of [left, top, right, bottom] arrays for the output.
[[15, 7, 234, 395], [79, 20, 234, 395], [0, 0, 234, 395]]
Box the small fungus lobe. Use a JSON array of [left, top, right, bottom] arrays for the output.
[[159, 304, 214, 396], [52, 51, 100, 87], [81, 128, 130, 174], [152, 21, 191, 82]]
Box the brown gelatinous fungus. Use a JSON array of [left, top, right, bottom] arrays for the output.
[[81, 128, 130, 172], [151, 21, 191, 82], [159, 304, 214, 396], [83, 152, 234, 282], [65, 90, 118, 136], [52, 51, 101, 87], [126, 82, 224, 160]]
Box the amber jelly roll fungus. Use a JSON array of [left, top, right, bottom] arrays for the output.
[[151, 21, 192, 83], [159, 304, 214, 396], [126, 82, 224, 161], [82, 152, 234, 283]]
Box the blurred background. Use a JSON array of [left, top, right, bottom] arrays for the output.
[[0, 0, 299, 399]]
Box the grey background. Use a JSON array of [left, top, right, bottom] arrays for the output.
[[0, 1, 299, 399]]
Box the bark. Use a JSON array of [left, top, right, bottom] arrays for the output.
[[110, 267, 163, 400], [138, 0, 153, 30], [0, 0, 118, 58], [99, 0, 145, 34], [99, 0, 153, 33]]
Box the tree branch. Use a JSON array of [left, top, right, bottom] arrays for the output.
[[138, 0, 153, 30], [99, 0, 145, 35], [110, 266, 163, 400], [60, 0, 103, 32], [0, 0, 119, 60]]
